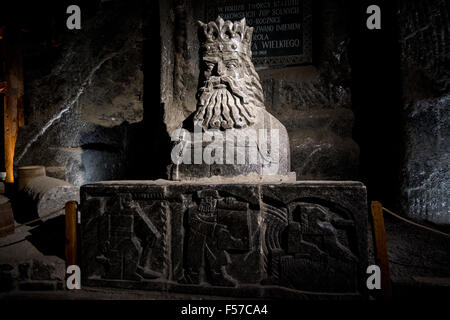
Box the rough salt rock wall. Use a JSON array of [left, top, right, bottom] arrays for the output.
[[14, 1, 146, 186], [160, 0, 359, 181], [398, 0, 450, 224]]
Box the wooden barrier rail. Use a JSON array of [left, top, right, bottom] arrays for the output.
[[1, 29, 25, 183], [65, 201, 78, 271], [370, 201, 392, 299]]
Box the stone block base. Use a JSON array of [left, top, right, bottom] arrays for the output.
[[80, 180, 368, 299]]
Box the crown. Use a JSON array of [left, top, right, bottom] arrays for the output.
[[197, 16, 253, 56]]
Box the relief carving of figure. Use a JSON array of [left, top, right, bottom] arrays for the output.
[[96, 194, 164, 280], [183, 189, 250, 287]]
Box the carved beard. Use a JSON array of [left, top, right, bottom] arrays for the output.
[[194, 75, 256, 130]]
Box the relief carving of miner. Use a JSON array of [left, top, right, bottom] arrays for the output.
[[170, 17, 292, 180], [182, 189, 250, 286]]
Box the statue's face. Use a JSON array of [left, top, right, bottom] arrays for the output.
[[202, 52, 243, 81], [195, 51, 256, 130]]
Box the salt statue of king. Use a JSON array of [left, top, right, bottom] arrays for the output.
[[170, 17, 291, 181]]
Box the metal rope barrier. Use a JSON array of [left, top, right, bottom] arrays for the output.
[[382, 206, 450, 238], [0, 206, 65, 233]]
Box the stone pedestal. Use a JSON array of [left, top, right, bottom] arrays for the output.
[[80, 180, 368, 299]]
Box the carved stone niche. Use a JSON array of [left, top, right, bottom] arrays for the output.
[[80, 181, 368, 299]]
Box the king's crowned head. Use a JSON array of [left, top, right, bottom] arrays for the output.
[[194, 16, 265, 131]]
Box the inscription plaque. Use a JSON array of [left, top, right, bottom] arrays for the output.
[[206, 0, 312, 67]]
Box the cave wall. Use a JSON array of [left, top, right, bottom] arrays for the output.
[[398, 0, 449, 224], [160, 0, 360, 180], [14, 0, 155, 186]]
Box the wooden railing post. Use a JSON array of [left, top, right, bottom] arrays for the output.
[[65, 201, 78, 270], [1, 30, 24, 183], [370, 201, 392, 299]]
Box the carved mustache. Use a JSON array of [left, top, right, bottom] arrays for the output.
[[194, 76, 256, 130], [198, 76, 247, 106]]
